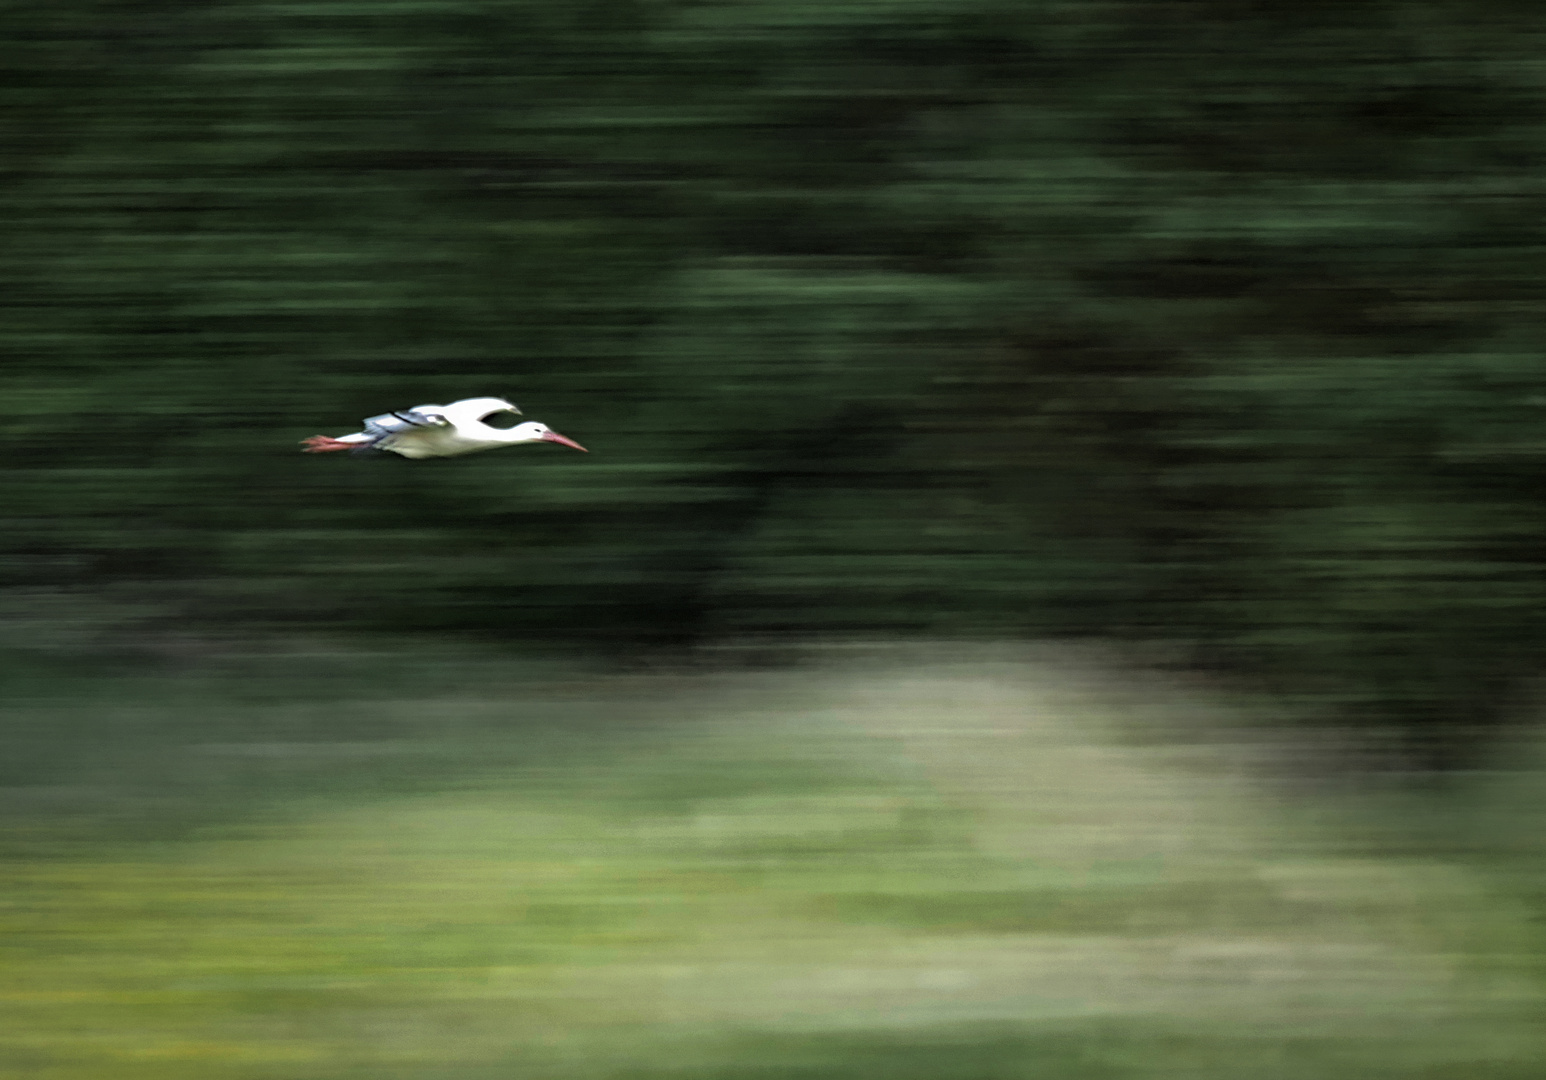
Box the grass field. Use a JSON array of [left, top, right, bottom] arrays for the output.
[[2, 641, 1543, 1079]]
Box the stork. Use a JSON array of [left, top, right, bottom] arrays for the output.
[[302, 397, 587, 458]]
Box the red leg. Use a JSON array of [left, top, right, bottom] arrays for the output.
[[301, 436, 361, 452]]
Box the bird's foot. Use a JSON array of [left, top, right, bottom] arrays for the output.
[[301, 436, 359, 452]]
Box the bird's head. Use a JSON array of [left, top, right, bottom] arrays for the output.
[[501, 421, 588, 451]]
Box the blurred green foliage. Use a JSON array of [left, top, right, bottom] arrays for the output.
[[3, 649, 1543, 1079], [5, 0, 1546, 753]]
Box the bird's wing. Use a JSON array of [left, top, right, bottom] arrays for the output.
[[361, 406, 449, 440]]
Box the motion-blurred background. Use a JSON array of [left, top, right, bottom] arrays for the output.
[[4, 1, 1546, 1077]]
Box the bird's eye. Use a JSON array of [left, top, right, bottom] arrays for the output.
[[481, 411, 521, 429]]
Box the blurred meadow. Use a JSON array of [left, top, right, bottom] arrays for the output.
[[5, 642, 1545, 1080], [6, 0, 1546, 1076]]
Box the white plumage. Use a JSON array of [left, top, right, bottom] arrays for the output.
[[302, 397, 587, 458]]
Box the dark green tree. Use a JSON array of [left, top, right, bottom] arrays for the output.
[[5, 0, 1546, 761]]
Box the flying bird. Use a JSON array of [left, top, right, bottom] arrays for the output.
[[302, 397, 587, 458]]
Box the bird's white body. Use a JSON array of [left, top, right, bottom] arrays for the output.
[[303, 397, 586, 458]]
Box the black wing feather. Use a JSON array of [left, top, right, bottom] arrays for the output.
[[362, 408, 446, 440]]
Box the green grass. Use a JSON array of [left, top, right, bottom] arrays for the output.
[[1, 642, 1542, 1079]]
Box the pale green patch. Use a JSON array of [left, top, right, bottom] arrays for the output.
[[1, 647, 1541, 1079]]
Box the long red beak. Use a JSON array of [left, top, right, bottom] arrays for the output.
[[541, 430, 588, 452]]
